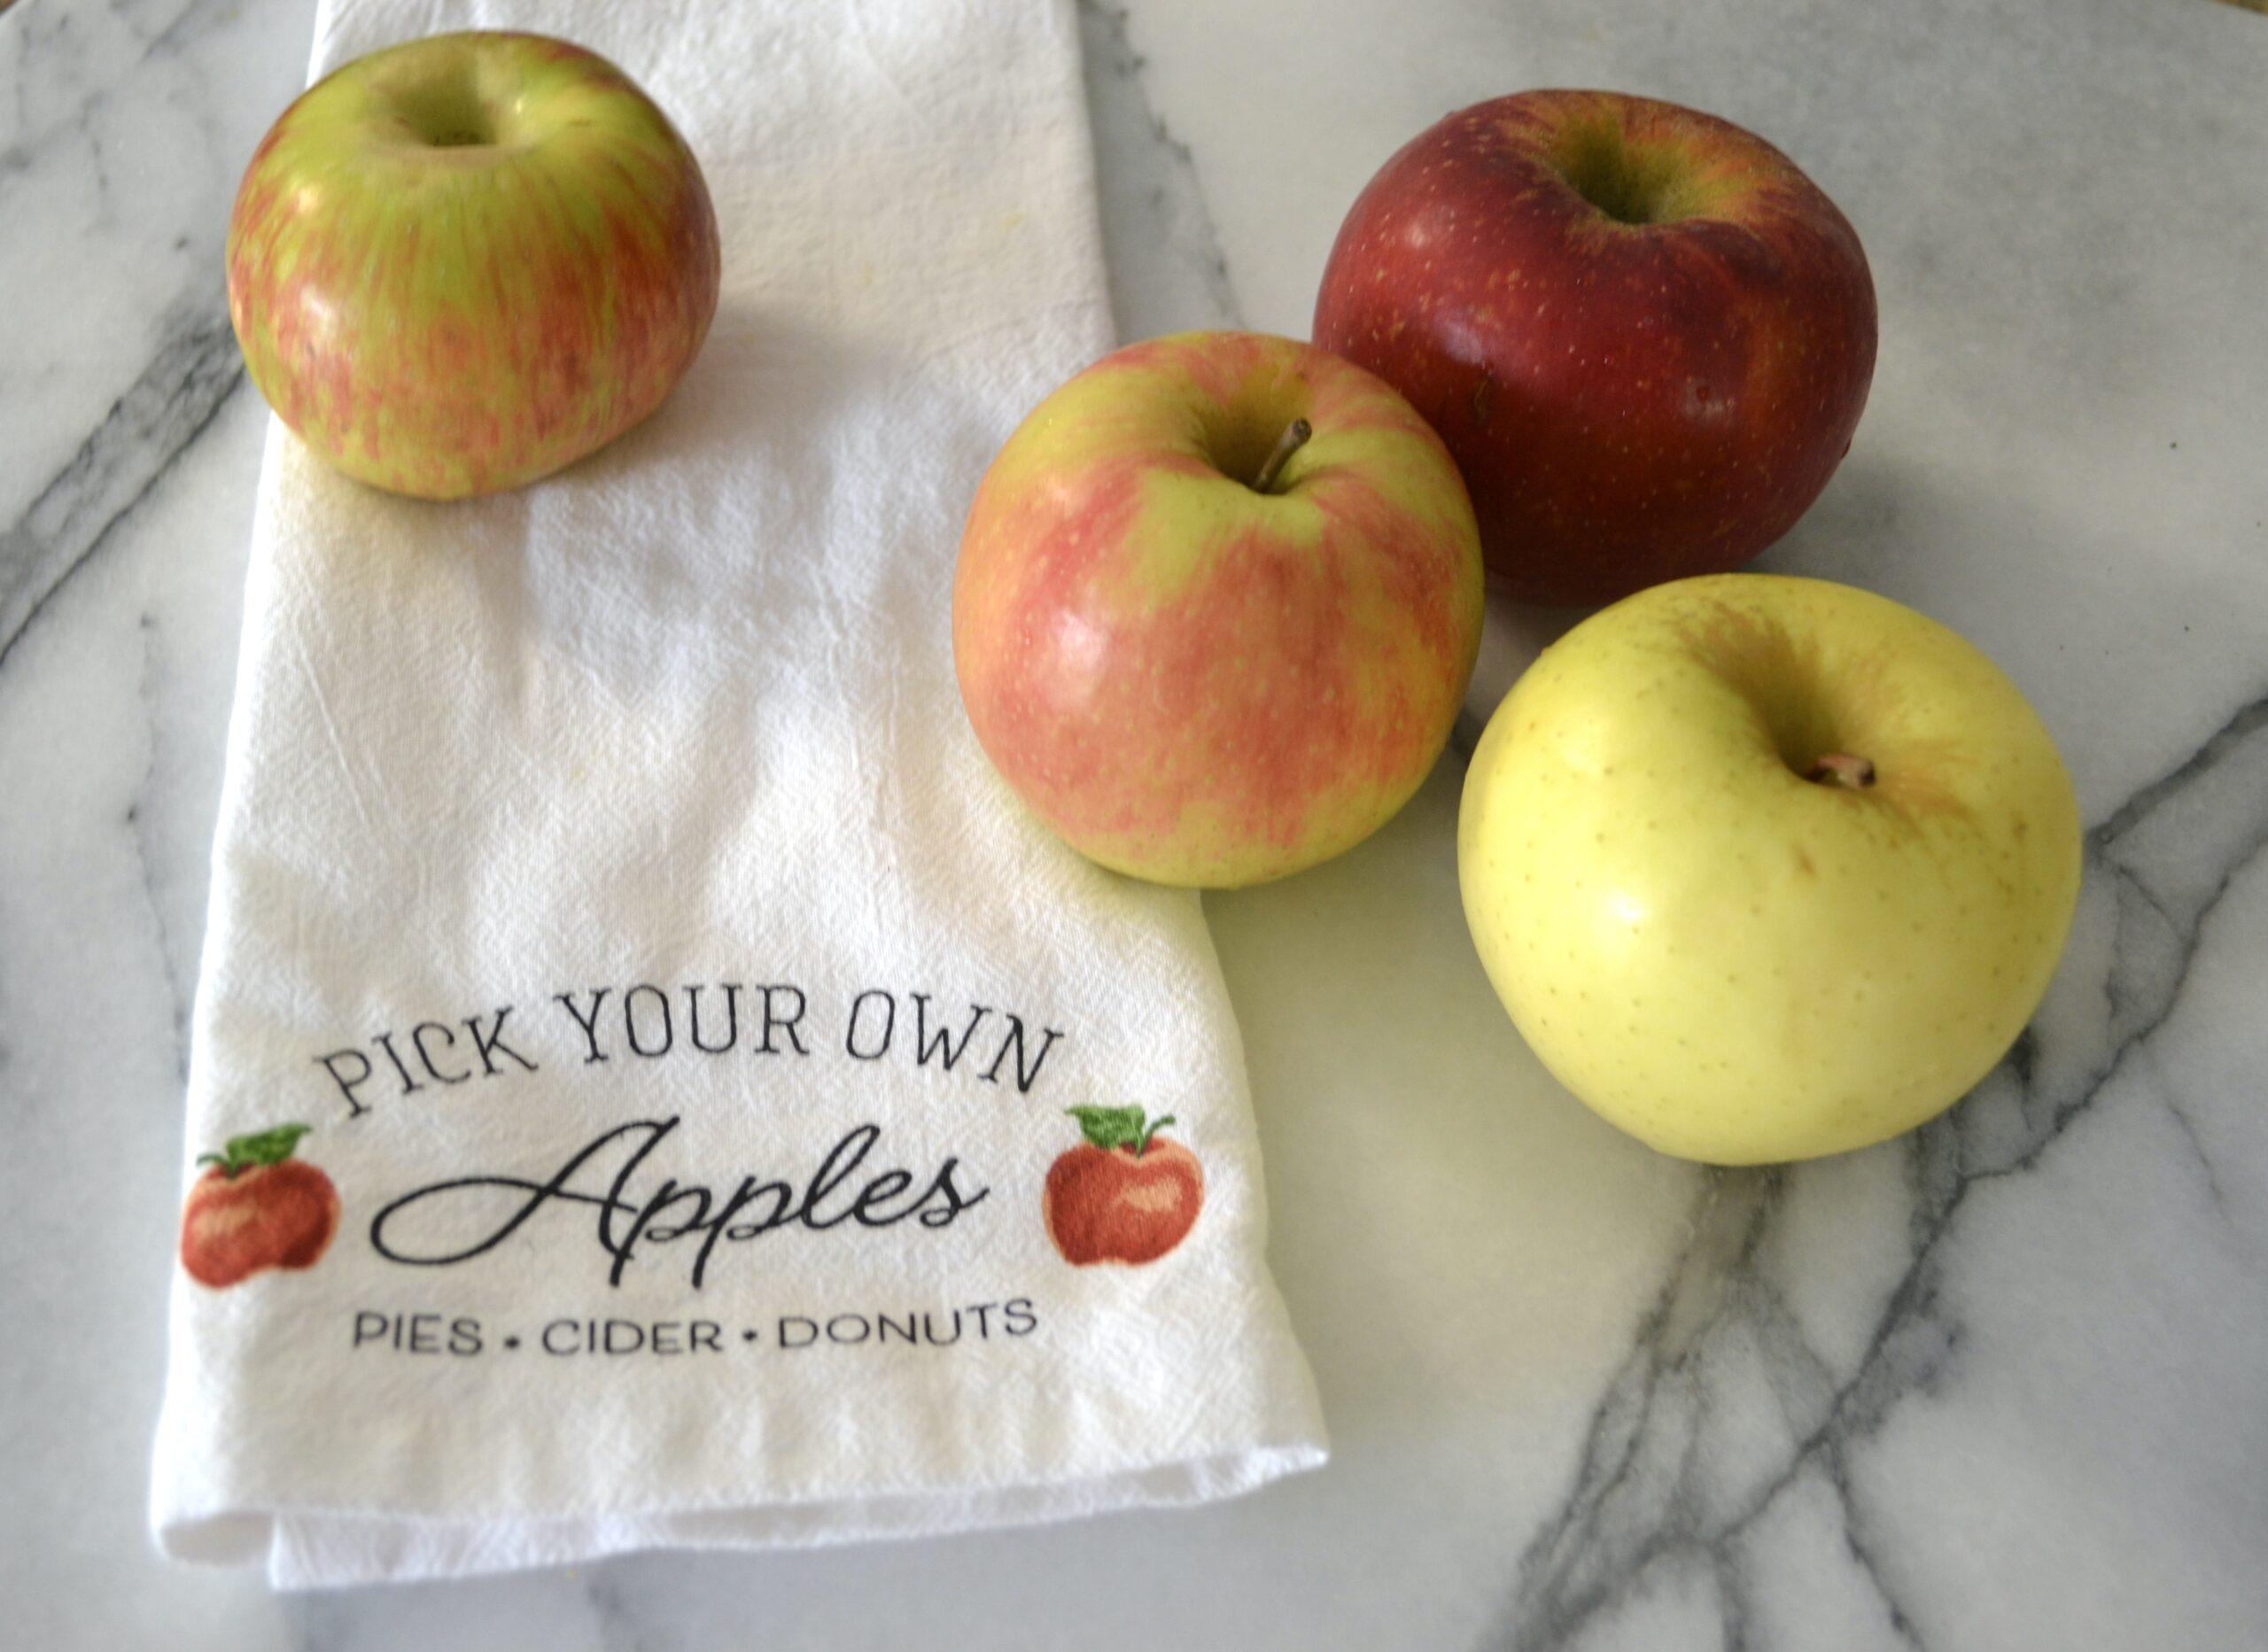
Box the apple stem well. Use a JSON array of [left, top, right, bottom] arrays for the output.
[[1806, 751, 1876, 790], [197, 1122, 315, 1179], [1249, 417, 1312, 494]]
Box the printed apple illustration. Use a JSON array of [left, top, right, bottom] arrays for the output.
[[227, 31, 721, 499], [179, 1123, 341, 1288], [954, 330, 1484, 888], [1459, 574, 2080, 1164], [1044, 1107, 1204, 1266], [1315, 90, 1876, 606]]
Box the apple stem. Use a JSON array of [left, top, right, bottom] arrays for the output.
[[1135, 1113, 1177, 1157], [1250, 418, 1312, 494], [1807, 751, 1876, 789]]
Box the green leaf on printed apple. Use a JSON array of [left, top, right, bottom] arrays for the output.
[[1065, 1105, 1178, 1157], [197, 1122, 315, 1178]]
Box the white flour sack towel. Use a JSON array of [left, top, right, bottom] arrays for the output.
[[151, 0, 1325, 1587]]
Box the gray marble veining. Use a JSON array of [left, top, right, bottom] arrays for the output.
[[1492, 678, 2268, 1642], [4, 0, 2265, 1648]]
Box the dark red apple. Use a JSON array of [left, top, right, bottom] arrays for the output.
[[1314, 89, 1876, 606], [179, 1123, 340, 1289], [1043, 1107, 1203, 1266]]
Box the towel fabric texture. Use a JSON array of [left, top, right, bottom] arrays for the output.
[[151, 0, 1325, 1586]]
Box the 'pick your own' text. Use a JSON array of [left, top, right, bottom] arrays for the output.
[[310, 982, 1065, 1119]]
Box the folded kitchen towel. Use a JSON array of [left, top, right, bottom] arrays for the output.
[[150, 0, 1325, 1587]]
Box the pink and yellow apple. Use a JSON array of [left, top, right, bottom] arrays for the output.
[[227, 31, 720, 500], [953, 330, 1484, 888], [1316, 90, 1876, 606]]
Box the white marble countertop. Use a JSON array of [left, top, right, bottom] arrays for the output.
[[5, 0, 2266, 1646]]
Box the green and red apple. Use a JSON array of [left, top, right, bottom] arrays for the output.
[[227, 31, 720, 499], [1316, 90, 1876, 606], [1045, 1106, 1203, 1267], [954, 330, 1484, 888], [178, 1123, 338, 1289], [1459, 574, 2079, 1164]]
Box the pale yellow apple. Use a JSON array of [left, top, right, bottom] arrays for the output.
[[1459, 574, 2080, 1164]]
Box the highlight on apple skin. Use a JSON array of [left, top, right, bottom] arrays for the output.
[[1458, 573, 2081, 1165], [953, 330, 1485, 889], [1316, 89, 1876, 607], [226, 31, 721, 500]]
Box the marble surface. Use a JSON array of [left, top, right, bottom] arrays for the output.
[[4, 0, 2266, 1645]]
